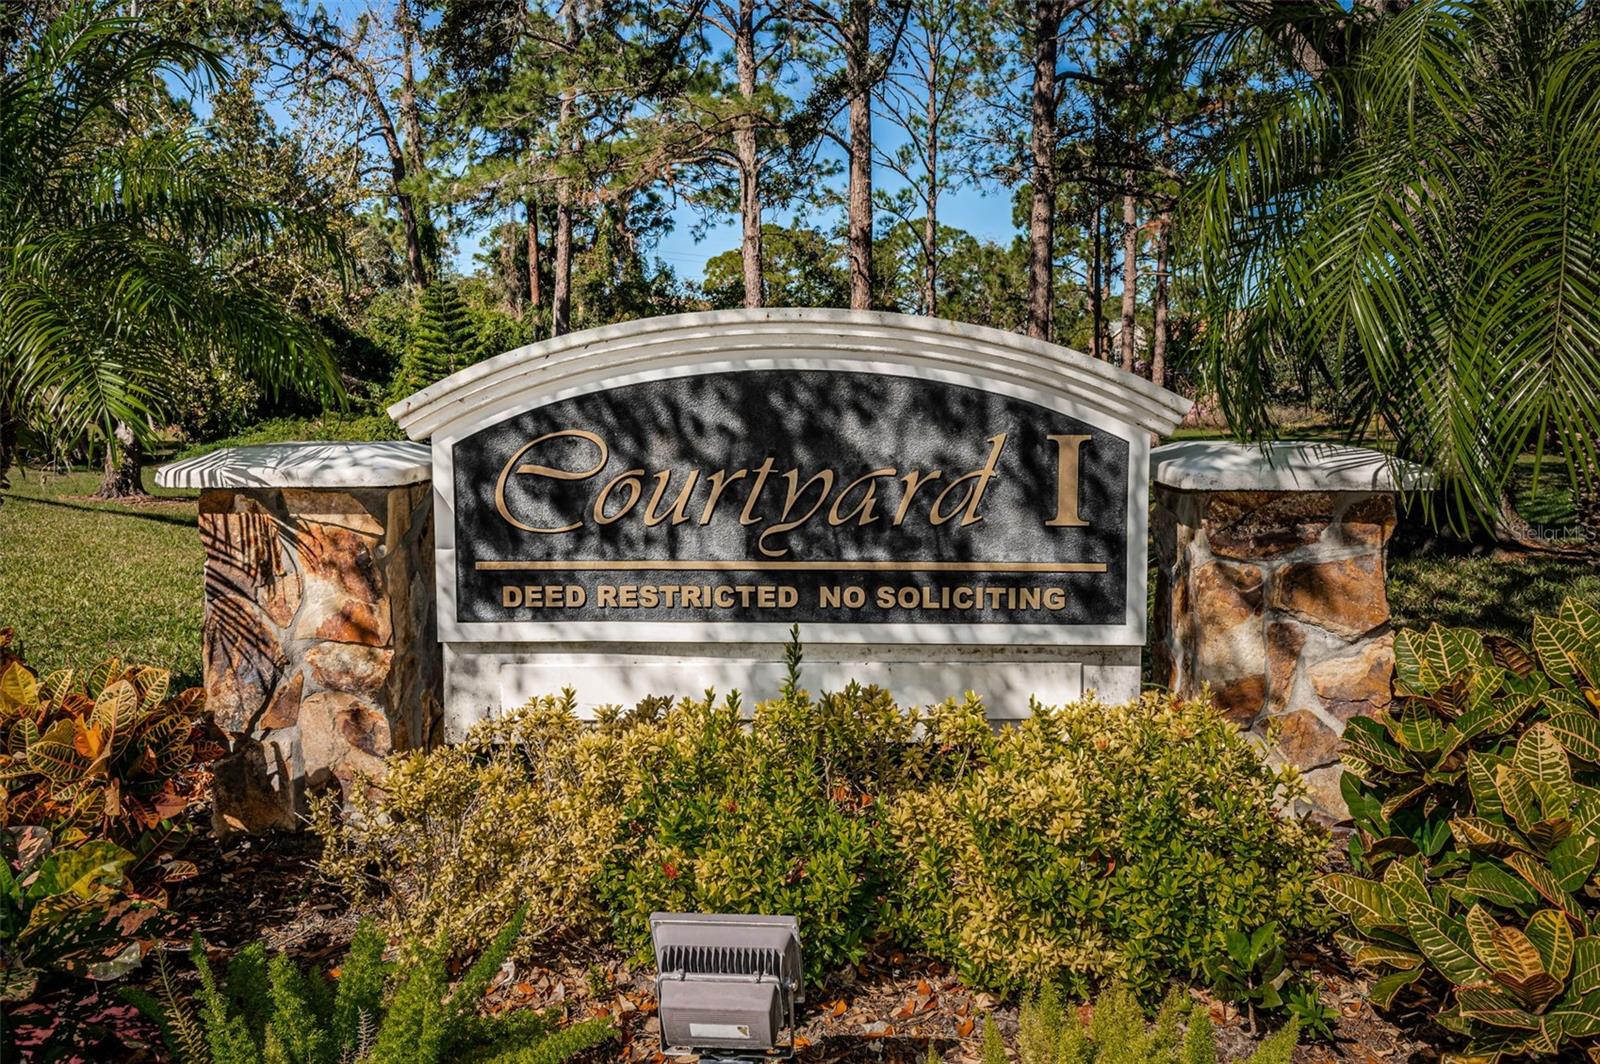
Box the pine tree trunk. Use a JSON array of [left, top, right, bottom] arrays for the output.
[[922, 23, 939, 318], [1026, 2, 1059, 340], [527, 199, 542, 311], [846, 0, 873, 311], [735, 0, 764, 308], [1119, 188, 1137, 373], [95, 421, 146, 499], [0, 399, 17, 500], [553, 192, 572, 336], [1100, 206, 1115, 359], [551, 0, 579, 337], [1151, 207, 1171, 389], [1089, 194, 1103, 359], [397, 188, 427, 287]]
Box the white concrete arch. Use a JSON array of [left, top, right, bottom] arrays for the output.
[[387, 308, 1190, 442]]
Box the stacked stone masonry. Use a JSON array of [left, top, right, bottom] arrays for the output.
[[1152, 488, 1397, 820], [197, 484, 442, 833]]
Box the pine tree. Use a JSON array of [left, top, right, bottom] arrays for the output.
[[391, 282, 477, 399]]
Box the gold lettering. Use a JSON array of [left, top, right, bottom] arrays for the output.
[[893, 469, 944, 524], [593, 469, 644, 524], [827, 468, 895, 525], [740, 458, 777, 525], [931, 433, 1007, 526], [714, 586, 735, 608], [494, 429, 608, 533], [503, 584, 523, 608], [643, 470, 700, 526], [1044, 587, 1067, 609], [1046, 434, 1091, 527], [820, 586, 842, 608], [699, 469, 748, 524], [757, 469, 836, 557]]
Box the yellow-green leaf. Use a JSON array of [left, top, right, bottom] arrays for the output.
[[1524, 909, 1574, 981]]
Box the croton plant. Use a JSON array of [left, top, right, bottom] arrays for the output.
[[1325, 597, 1600, 1060], [0, 630, 205, 841]]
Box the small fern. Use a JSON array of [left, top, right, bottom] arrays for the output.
[[127, 910, 613, 1064], [1000, 985, 1297, 1064]]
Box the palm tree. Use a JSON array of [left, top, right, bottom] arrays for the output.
[[1187, 0, 1600, 541], [0, 3, 340, 499]]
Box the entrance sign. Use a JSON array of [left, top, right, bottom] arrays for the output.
[[390, 310, 1188, 733]]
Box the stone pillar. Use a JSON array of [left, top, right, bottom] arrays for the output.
[[156, 443, 442, 833], [1150, 442, 1428, 821]]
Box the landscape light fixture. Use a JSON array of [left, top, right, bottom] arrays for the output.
[[650, 912, 804, 1060]]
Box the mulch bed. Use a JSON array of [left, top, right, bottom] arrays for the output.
[[7, 820, 1440, 1063]]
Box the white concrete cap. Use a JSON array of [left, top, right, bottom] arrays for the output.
[[1151, 440, 1433, 493], [387, 308, 1193, 440], [155, 441, 431, 490]]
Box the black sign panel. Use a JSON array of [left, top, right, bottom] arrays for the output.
[[451, 369, 1129, 626]]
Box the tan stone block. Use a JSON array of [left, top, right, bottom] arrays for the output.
[[1202, 491, 1335, 559], [307, 643, 394, 695], [1188, 561, 1265, 692], [1265, 621, 1306, 712], [300, 691, 391, 787], [294, 521, 383, 603], [202, 596, 288, 734], [260, 671, 304, 729], [1296, 764, 1351, 824], [294, 583, 393, 647], [1273, 709, 1343, 770], [1336, 494, 1397, 549], [210, 738, 298, 836], [1309, 634, 1395, 721], [201, 511, 302, 628], [1269, 553, 1389, 637], [282, 489, 385, 535], [1191, 560, 1263, 629], [1211, 674, 1267, 726]]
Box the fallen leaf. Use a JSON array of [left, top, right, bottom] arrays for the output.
[[916, 979, 932, 997], [793, 1036, 811, 1049], [956, 1018, 975, 1038], [828, 999, 847, 1018], [895, 999, 917, 1020]]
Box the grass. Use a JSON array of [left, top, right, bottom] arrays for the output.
[[1389, 551, 1600, 638], [0, 465, 204, 687]]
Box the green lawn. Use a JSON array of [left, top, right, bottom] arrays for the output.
[[1389, 551, 1600, 638], [0, 466, 204, 687]]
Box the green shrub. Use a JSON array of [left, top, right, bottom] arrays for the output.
[[311, 693, 616, 958], [1326, 597, 1600, 1059], [172, 412, 404, 461], [888, 693, 1328, 998], [965, 982, 1297, 1064], [598, 682, 920, 981], [127, 911, 615, 1064], [316, 683, 1326, 995]]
